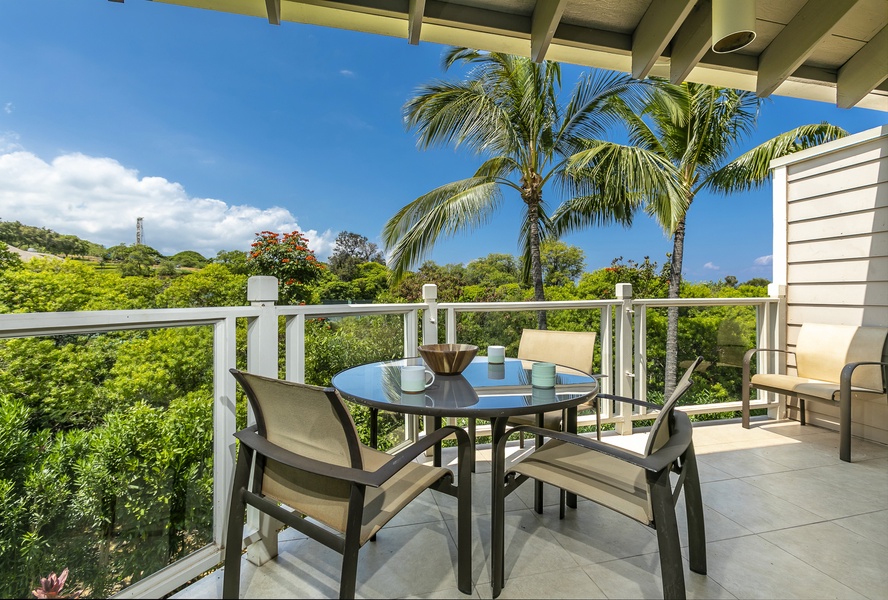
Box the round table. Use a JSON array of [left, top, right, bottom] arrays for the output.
[[333, 356, 599, 511]]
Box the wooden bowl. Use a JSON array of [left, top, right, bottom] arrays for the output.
[[418, 343, 478, 375]]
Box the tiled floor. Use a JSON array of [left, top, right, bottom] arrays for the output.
[[174, 419, 888, 599]]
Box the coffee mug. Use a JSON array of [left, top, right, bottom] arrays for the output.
[[401, 365, 435, 392], [531, 362, 556, 388], [487, 345, 505, 364]]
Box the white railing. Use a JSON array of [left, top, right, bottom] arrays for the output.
[[0, 278, 784, 598]]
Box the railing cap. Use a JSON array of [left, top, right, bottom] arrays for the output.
[[248, 276, 279, 303]]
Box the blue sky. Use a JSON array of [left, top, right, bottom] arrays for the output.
[[0, 1, 884, 283]]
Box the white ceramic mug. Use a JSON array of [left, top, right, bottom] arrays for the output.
[[401, 365, 435, 392], [531, 362, 556, 388], [487, 345, 505, 364]]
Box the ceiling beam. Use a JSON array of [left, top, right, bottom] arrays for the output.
[[265, 0, 280, 25], [531, 0, 568, 62], [408, 0, 426, 45], [756, 0, 860, 98], [631, 0, 696, 79], [669, 0, 712, 84], [837, 25, 888, 108]]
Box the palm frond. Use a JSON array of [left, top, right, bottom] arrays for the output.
[[382, 178, 502, 283], [705, 123, 848, 194]]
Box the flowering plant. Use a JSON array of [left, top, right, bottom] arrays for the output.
[[248, 230, 325, 304], [32, 568, 80, 599]]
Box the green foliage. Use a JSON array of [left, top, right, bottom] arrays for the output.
[[541, 240, 585, 286], [0, 221, 91, 257], [168, 250, 207, 269], [247, 231, 325, 304], [0, 242, 22, 272], [327, 231, 384, 282], [212, 249, 250, 275]]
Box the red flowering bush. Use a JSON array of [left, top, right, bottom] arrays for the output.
[[248, 231, 325, 304]]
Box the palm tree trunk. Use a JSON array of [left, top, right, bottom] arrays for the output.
[[664, 214, 686, 399], [527, 198, 547, 330]]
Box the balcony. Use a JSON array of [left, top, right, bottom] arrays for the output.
[[171, 420, 888, 599], [1, 281, 884, 599]]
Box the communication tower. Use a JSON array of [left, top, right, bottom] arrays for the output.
[[136, 217, 144, 245]]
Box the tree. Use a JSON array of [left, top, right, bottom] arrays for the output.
[[327, 232, 384, 282], [556, 82, 845, 396], [540, 240, 585, 286], [247, 231, 325, 304], [383, 49, 668, 329], [213, 249, 250, 275], [0, 241, 21, 272]]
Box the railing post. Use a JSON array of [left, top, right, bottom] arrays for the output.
[[245, 275, 281, 566], [422, 284, 439, 345], [766, 284, 787, 419], [615, 283, 634, 435]]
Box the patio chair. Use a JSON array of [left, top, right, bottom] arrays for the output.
[[223, 369, 472, 599], [492, 357, 707, 600], [510, 329, 599, 445], [742, 323, 888, 462]]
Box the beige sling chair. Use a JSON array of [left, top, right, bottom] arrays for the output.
[[742, 323, 888, 462], [491, 357, 707, 599], [223, 369, 472, 599]]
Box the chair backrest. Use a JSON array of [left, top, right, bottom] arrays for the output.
[[230, 369, 362, 532], [517, 329, 597, 374], [795, 324, 888, 390], [644, 357, 704, 456]]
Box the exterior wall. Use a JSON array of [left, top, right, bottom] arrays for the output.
[[771, 124, 888, 444]]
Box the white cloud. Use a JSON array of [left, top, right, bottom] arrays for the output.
[[339, 69, 355, 77], [703, 261, 720, 270], [0, 132, 22, 153], [754, 255, 772, 266], [3, 103, 12, 114], [0, 149, 336, 258]]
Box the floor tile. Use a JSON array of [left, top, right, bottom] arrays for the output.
[[761, 521, 888, 600], [700, 479, 824, 534], [704, 535, 867, 599]]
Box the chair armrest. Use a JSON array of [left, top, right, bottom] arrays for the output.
[[234, 426, 383, 487], [367, 425, 469, 485], [496, 423, 691, 474], [742, 347, 794, 370], [841, 361, 888, 393], [235, 424, 469, 489], [596, 393, 660, 411]]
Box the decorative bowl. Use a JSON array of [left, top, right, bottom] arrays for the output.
[[418, 343, 478, 375]]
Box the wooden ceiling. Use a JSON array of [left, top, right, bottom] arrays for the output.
[[138, 0, 888, 110]]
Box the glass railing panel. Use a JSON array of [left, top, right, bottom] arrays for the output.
[[302, 313, 407, 450], [0, 326, 217, 599], [639, 303, 760, 420]]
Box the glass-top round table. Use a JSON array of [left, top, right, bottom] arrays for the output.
[[332, 356, 598, 419], [333, 356, 599, 513]]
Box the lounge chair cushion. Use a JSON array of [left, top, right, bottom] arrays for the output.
[[751, 373, 886, 402]]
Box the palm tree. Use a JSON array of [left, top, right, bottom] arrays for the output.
[[555, 82, 846, 396], [383, 48, 683, 329]]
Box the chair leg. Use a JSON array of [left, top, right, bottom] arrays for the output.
[[682, 444, 707, 575], [741, 365, 751, 429], [650, 469, 686, 600], [222, 449, 252, 599], [456, 431, 473, 594], [799, 397, 806, 426], [340, 486, 366, 599], [839, 387, 852, 462], [491, 418, 509, 599]]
